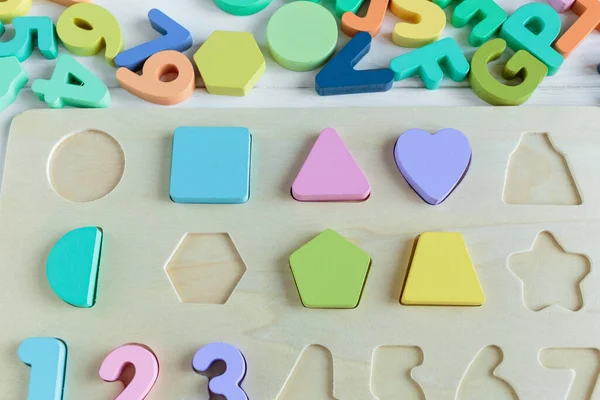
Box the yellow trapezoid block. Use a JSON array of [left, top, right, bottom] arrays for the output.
[[401, 232, 485, 306]]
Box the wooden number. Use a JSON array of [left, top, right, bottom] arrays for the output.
[[0, 56, 27, 112], [49, 0, 94, 7], [116, 50, 195, 106], [99, 344, 159, 400], [0, 0, 31, 24], [114, 8, 193, 71], [18, 337, 68, 400], [32, 54, 110, 109], [192, 342, 249, 400], [0, 17, 58, 61], [56, 3, 124, 65]]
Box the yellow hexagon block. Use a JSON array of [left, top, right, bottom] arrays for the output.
[[194, 30, 266, 96]]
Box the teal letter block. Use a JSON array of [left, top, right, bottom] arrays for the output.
[[499, 2, 563, 75], [389, 38, 470, 90], [450, 0, 508, 47]]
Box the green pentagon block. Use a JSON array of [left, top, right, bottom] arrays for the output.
[[289, 229, 371, 309]]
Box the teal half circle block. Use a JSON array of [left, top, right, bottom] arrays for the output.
[[46, 227, 103, 308]]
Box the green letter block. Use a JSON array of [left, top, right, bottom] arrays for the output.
[[499, 2, 563, 75], [0, 56, 27, 112], [469, 38, 548, 106], [32, 54, 111, 109], [390, 37, 470, 90]]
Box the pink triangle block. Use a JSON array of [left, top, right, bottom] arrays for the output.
[[292, 128, 371, 202]]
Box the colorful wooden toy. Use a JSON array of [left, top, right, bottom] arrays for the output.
[[554, 0, 600, 58], [292, 128, 370, 201], [315, 32, 394, 96], [49, 0, 93, 6], [114, 9, 192, 71], [390, 0, 446, 48], [194, 31, 265, 96], [401, 232, 485, 306], [394, 128, 471, 205], [436, 0, 507, 47], [32, 55, 111, 109], [469, 38, 548, 106], [46, 226, 102, 308], [19, 337, 67, 400], [193, 343, 248, 400], [56, 3, 124, 65], [213, 0, 272, 16], [548, 0, 575, 13], [289, 229, 371, 309], [389, 38, 470, 89], [267, 2, 338, 71], [6, 107, 600, 398], [100, 344, 159, 400], [0, 0, 31, 24], [499, 2, 563, 76], [0, 17, 58, 61], [170, 127, 252, 204], [341, 0, 389, 37], [0, 56, 27, 112], [336, 0, 364, 18], [117, 50, 195, 106]]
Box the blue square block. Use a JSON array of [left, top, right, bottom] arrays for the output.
[[170, 127, 252, 204]]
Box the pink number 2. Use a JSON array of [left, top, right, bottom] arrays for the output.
[[99, 344, 159, 400], [192, 342, 249, 400]]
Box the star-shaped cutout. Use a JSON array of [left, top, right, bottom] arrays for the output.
[[509, 232, 590, 311]]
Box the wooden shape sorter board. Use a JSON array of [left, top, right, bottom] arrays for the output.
[[2, 107, 600, 400]]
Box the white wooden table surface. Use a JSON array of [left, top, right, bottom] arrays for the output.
[[1, 0, 599, 184]]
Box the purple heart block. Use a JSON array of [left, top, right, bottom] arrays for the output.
[[394, 128, 471, 205]]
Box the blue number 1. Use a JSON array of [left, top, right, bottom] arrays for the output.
[[18, 337, 67, 400]]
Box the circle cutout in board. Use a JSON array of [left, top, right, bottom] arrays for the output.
[[48, 129, 125, 202]]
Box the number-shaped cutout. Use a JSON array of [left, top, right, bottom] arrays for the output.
[[116, 50, 195, 105], [99, 344, 159, 400], [18, 337, 68, 400], [56, 2, 124, 65], [192, 342, 249, 400], [0, 0, 31, 24]]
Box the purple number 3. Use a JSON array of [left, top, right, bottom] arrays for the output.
[[192, 342, 249, 400]]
